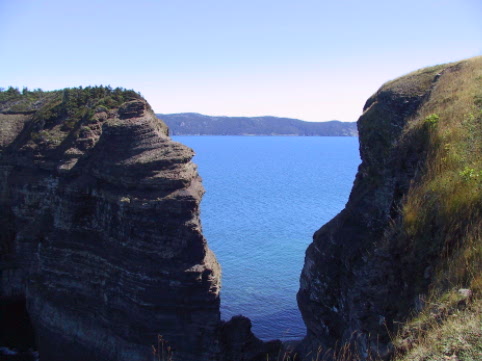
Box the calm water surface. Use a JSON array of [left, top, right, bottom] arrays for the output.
[[173, 136, 360, 341]]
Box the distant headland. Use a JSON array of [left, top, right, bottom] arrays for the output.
[[156, 112, 358, 136]]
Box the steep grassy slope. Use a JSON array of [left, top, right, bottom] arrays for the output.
[[395, 58, 482, 293], [387, 56, 482, 361], [297, 56, 482, 361]]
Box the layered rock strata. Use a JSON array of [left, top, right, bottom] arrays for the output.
[[0, 91, 221, 361]]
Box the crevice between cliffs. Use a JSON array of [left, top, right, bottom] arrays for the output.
[[2, 56, 480, 361]]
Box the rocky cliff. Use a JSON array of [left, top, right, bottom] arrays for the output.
[[298, 57, 482, 359], [0, 87, 224, 361], [3, 57, 479, 361]]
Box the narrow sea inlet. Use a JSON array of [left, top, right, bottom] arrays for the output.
[[173, 136, 360, 341]]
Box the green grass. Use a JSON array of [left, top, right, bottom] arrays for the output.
[[385, 56, 482, 361], [4, 60, 482, 361], [303, 56, 482, 361], [394, 297, 482, 361], [0, 85, 143, 150], [400, 56, 482, 288], [277, 57, 482, 361]]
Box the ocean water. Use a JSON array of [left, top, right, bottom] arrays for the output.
[[173, 136, 361, 341]]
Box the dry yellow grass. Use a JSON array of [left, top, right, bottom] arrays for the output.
[[394, 297, 482, 361], [402, 57, 482, 287], [386, 56, 482, 361], [278, 57, 482, 361]]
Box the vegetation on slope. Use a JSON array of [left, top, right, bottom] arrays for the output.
[[2, 56, 480, 360], [293, 57, 482, 361], [156, 113, 358, 136], [385, 56, 482, 360], [0, 86, 142, 151], [0, 86, 141, 114]]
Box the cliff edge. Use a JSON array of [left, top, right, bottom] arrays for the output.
[[0, 87, 222, 361], [298, 56, 482, 360]]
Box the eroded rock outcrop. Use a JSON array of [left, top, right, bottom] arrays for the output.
[[297, 59, 482, 359], [0, 88, 221, 360]]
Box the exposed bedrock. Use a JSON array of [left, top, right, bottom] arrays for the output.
[[297, 65, 456, 359], [0, 91, 275, 361]]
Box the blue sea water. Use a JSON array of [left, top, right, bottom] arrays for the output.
[[173, 136, 361, 341]]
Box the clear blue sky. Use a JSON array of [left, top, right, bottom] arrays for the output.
[[1, 0, 481, 122]]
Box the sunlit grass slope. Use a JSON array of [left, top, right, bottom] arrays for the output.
[[388, 56, 482, 360]]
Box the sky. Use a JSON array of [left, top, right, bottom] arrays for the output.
[[0, 0, 481, 122]]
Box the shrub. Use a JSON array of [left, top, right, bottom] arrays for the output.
[[459, 166, 482, 182], [424, 113, 440, 127]]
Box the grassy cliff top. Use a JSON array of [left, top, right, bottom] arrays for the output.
[[0, 86, 146, 153], [386, 56, 482, 361], [0, 86, 142, 114]]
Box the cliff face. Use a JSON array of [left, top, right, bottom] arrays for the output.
[[298, 57, 482, 359], [0, 88, 221, 361]]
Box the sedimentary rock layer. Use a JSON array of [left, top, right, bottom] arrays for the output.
[[0, 90, 221, 361]]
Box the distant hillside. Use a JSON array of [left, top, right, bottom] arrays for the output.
[[156, 113, 358, 136]]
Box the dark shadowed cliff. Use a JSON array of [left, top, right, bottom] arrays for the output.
[[156, 113, 358, 136], [2, 56, 480, 361], [0, 87, 279, 361], [298, 56, 482, 360]]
